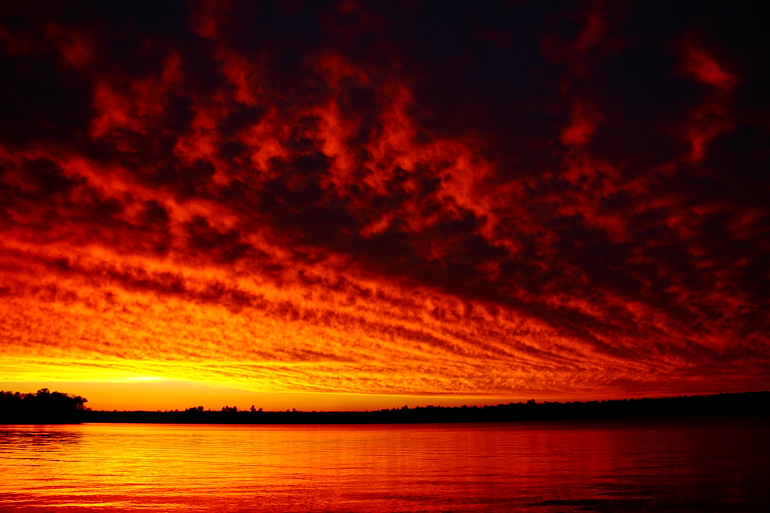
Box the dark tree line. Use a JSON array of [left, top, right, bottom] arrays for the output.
[[0, 388, 89, 424], [86, 391, 769, 425], [2, 389, 768, 425]]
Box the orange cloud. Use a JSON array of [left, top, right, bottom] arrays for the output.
[[0, 1, 768, 404]]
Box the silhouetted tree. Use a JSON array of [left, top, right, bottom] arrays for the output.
[[0, 389, 88, 423]]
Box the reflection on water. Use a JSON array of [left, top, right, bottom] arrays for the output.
[[1, 416, 768, 512]]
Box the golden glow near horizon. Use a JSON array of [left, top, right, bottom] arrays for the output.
[[1, 2, 768, 410], [0, 379, 551, 412]]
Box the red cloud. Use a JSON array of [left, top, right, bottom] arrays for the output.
[[560, 102, 601, 147], [683, 44, 734, 89], [0, 1, 768, 399]]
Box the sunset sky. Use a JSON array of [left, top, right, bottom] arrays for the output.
[[1, 1, 768, 411]]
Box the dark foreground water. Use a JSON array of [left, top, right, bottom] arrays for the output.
[[1, 416, 768, 512]]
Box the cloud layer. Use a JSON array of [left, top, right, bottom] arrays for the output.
[[1, 1, 768, 398]]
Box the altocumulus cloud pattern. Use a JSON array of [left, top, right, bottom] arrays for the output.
[[0, 1, 768, 398]]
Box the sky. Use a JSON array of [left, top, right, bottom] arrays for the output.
[[1, 1, 768, 411]]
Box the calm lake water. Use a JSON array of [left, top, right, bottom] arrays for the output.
[[1, 416, 768, 512]]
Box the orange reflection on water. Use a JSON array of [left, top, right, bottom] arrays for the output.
[[1, 417, 769, 512]]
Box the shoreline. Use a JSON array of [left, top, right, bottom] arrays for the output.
[[3, 391, 767, 425]]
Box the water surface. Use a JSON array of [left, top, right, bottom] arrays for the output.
[[1, 416, 768, 512]]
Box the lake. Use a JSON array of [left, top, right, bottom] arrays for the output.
[[1, 416, 768, 512]]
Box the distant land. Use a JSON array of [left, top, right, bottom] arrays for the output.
[[0, 389, 88, 424], [1, 389, 769, 425]]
